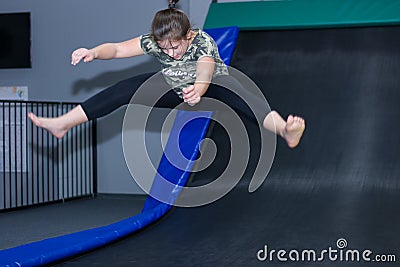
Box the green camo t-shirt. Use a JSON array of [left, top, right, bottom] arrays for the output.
[[140, 29, 228, 98]]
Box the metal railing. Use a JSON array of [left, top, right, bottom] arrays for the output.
[[0, 100, 97, 211]]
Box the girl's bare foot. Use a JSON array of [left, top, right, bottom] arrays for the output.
[[28, 112, 68, 139], [283, 115, 305, 148]]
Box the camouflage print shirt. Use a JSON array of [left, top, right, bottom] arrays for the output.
[[140, 29, 228, 98]]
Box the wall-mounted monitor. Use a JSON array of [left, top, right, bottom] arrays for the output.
[[0, 12, 31, 69]]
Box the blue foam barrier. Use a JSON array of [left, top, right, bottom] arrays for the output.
[[0, 204, 170, 267], [143, 111, 212, 211], [204, 26, 239, 66]]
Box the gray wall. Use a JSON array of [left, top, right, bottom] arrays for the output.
[[188, 1, 212, 29], [0, 0, 212, 194]]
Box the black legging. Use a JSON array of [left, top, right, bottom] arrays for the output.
[[81, 72, 270, 124]]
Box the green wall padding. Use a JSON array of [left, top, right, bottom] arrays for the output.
[[204, 0, 400, 30]]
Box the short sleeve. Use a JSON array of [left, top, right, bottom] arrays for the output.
[[196, 31, 218, 59], [140, 33, 160, 56]]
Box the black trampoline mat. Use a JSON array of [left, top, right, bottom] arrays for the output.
[[0, 194, 146, 250], [55, 26, 400, 266]]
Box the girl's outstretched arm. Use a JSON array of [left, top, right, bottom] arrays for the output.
[[71, 37, 144, 65]]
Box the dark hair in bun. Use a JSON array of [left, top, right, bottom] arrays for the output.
[[168, 0, 179, 9], [151, 0, 191, 42]]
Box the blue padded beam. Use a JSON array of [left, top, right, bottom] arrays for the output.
[[204, 26, 239, 66], [0, 204, 171, 267], [143, 111, 212, 211]]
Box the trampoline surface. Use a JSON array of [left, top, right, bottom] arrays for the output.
[[55, 26, 400, 266], [0, 194, 146, 250]]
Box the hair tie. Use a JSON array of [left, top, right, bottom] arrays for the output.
[[168, 3, 176, 8]]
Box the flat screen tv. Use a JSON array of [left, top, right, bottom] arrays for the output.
[[0, 12, 31, 69]]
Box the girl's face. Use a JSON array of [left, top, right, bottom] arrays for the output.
[[158, 38, 190, 60]]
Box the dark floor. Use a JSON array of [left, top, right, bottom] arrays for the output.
[[55, 180, 400, 267], [0, 194, 146, 250]]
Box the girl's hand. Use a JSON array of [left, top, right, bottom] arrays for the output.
[[182, 85, 201, 105], [71, 48, 95, 65]]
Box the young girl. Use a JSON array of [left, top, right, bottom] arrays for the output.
[[29, 0, 305, 148]]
